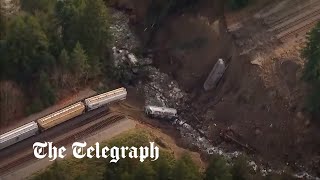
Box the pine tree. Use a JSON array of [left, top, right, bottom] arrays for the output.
[[5, 14, 54, 85], [80, 0, 110, 57], [133, 163, 156, 180], [153, 156, 172, 180], [204, 156, 232, 180], [302, 22, 320, 83], [0, 14, 5, 39], [70, 42, 90, 81], [301, 22, 320, 115], [172, 154, 202, 180], [58, 49, 70, 70], [39, 71, 56, 107]]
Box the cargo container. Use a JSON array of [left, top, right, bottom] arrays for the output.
[[0, 121, 39, 150], [144, 106, 178, 120], [84, 87, 127, 111], [37, 102, 85, 130]]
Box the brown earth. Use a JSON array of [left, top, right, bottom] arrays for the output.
[[112, 0, 320, 175], [152, 15, 233, 91], [2, 0, 320, 177]]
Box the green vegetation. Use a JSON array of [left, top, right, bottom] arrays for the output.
[[31, 130, 177, 180], [30, 130, 295, 180], [205, 156, 232, 180], [0, 0, 111, 122], [228, 0, 249, 10], [0, 15, 6, 39], [302, 22, 320, 116]]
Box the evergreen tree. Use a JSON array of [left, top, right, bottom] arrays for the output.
[[205, 156, 232, 180], [58, 49, 71, 70], [0, 14, 5, 39], [35, 11, 62, 58], [104, 158, 138, 180], [80, 0, 110, 57], [302, 22, 320, 83], [21, 0, 57, 14], [70, 42, 90, 81], [134, 163, 156, 180], [228, 0, 249, 10], [39, 71, 56, 107], [33, 161, 67, 180], [55, 0, 88, 50], [55, 0, 110, 64], [172, 154, 201, 180], [153, 156, 172, 180], [0, 40, 6, 78], [301, 22, 320, 115], [5, 14, 54, 85], [121, 172, 134, 180]]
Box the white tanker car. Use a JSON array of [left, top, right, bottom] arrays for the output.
[[0, 87, 127, 150], [144, 106, 178, 120]]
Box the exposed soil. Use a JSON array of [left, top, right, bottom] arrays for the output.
[[2, 0, 320, 178], [114, 0, 320, 177]]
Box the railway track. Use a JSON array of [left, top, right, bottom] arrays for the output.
[[270, 8, 320, 34], [0, 107, 109, 160], [0, 113, 125, 176], [277, 19, 318, 41], [265, 0, 320, 27], [119, 102, 142, 112]]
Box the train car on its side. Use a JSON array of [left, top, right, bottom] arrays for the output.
[[203, 58, 226, 91], [0, 121, 39, 150], [144, 106, 178, 120], [84, 87, 127, 111], [37, 102, 85, 131]]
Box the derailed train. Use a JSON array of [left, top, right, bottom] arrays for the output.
[[0, 87, 127, 150], [144, 106, 178, 120]]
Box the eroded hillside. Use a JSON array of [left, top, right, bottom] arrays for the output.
[[111, 0, 320, 177]]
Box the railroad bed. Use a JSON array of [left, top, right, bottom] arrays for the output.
[[264, 0, 320, 42], [0, 106, 107, 160], [0, 111, 125, 175]]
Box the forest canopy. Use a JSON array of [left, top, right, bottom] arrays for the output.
[[31, 130, 293, 180], [0, 0, 111, 124]]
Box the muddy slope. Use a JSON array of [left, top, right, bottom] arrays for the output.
[[112, 0, 320, 176]]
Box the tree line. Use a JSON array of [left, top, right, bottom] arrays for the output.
[[302, 22, 320, 118], [31, 130, 294, 180], [0, 0, 111, 121], [33, 154, 294, 180]]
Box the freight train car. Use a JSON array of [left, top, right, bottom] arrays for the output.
[[0, 121, 39, 150], [144, 106, 178, 120], [37, 102, 86, 130], [84, 87, 127, 111]]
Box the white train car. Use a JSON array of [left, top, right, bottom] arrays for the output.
[[84, 87, 127, 111], [144, 106, 178, 120], [204, 58, 226, 91], [37, 102, 86, 130], [0, 121, 39, 150]]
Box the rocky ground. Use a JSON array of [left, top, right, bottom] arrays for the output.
[[108, 4, 320, 178]]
